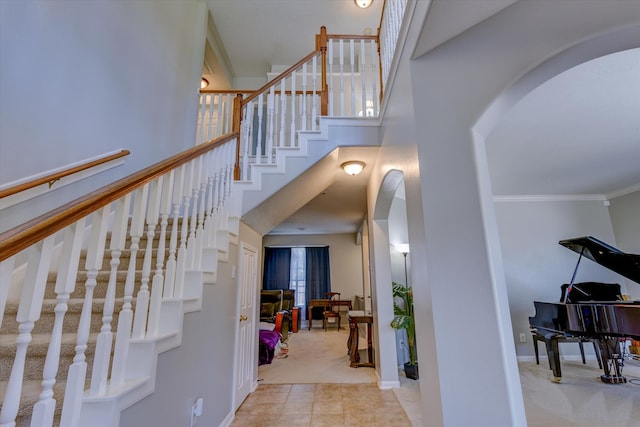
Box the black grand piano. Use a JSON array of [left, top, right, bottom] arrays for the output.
[[529, 236, 640, 384]]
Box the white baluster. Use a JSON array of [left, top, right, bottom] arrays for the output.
[[0, 256, 16, 329], [360, 39, 367, 116], [216, 94, 224, 136], [328, 39, 334, 116], [370, 39, 379, 116], [89, 195, 130, 396], [266, 87, 275, 164], [193, 157, 207, 269], [207, 94, 216, 141], [349, 39, 356, 117], [339, 39, 345, 117], [241, 104, 251, 181], [110, 185, 148, 388], [290, 71, 296, 147], [164, 165, 184, 298], [312, 55, 318, 130], [174, 161, 194, 299], [132, 178, 162, 339], [280, 79, 286, 147], [148, 170, 174, 336], [202, 151, 216, 250], [255, 93, 264, 163], [185, 159, 200, 269], [30, 220, 85, 426], [61, 207, 109, 427], [196, 93, 206, 145], [301, 62, 307, 130], [0, 236, 54, 427]]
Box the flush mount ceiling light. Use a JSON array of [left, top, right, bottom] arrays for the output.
[[354, 0, 373, 8], [341, 161, 366, 176], [200, 77, 209, 89]]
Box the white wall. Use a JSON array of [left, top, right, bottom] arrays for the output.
[[262, 233, 364, 302], [0, 0, 206, 231], [609, 190, 640, 299]]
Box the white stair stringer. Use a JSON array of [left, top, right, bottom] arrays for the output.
[[72, 212, 238, 426], [235, 117, 380, 217]]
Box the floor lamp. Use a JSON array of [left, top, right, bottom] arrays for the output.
[[395, 244, 410, 287]]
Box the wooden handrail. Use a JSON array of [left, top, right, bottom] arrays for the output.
[[242, 50, 321, 106], [0, 133, 238, 261], [0, 149, 130, 199], [199, 89, 256, 95]]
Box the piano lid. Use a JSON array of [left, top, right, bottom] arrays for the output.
[[559, 236, 640, 285]]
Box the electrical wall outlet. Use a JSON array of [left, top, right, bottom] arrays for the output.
[[519, 333, 526, 343], [190, 398, 204, 427]]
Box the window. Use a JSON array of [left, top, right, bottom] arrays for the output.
[[289, 248, 306, 310]]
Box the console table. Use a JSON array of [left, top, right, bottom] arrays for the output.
[[347, 311, 374, 368]]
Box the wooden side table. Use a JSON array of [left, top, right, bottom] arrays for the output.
[[347, 311, 374, 368]]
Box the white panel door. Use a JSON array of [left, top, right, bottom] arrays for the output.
[[233, 241, 258, 410]]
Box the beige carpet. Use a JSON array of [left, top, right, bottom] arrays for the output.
[[258, 327, 378, 384], [521, 357, 640, 427], [259, 327, 640, 426]]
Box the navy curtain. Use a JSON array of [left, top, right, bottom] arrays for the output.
[[263, 247, 291, 290], [305, 246, 331, 300]]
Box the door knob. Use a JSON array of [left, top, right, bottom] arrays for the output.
[[240, 315, 248, 321]]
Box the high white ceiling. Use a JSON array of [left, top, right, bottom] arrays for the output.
[[205, 0, 640, 235]]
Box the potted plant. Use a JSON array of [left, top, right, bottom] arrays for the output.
[[390, 281, 418, 379]]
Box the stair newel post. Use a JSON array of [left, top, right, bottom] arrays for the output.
[[0, 236, 55, 427], [61, 207, 109, 427], [89, 194, 131, 397], [312, 54, 318, 130], [110, 186, 148, 388], [132, 178, 162, 340], [301, 62, 308, 131], [31, 220, 85, 426], [0, 257, 16, 329], [164, 165, 185, 299], [174, 161, 194, 299], [148, 170, 174, 336], [319, 26, 328, 117], [266, 86, 275, 164], [290, 71, 296, 147], [233, 93, 242, 181]]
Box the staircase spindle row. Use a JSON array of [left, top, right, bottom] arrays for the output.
[[0, 138, 238, 427]]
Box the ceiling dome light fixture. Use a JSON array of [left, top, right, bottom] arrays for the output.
[[354, 0, 373, 9], [341, 161, 366, 176], [200, 77, 209, 89]]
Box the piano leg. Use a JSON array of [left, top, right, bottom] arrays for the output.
[[543, 335, 562, 383], [598, 338, 627, 384]]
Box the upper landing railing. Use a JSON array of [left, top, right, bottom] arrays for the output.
[[197, 0, 407, 180]]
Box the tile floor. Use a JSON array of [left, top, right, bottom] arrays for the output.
[[230, 383, 413, 427]]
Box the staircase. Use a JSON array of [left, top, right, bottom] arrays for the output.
[[0, 11, 408, 424]]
